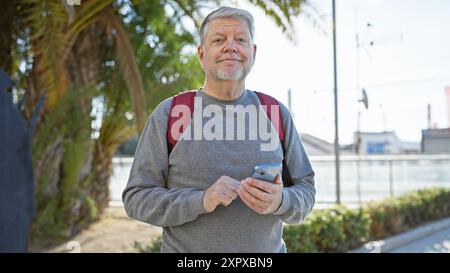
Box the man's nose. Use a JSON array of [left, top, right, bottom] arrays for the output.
[[222, 39, 238, 53]]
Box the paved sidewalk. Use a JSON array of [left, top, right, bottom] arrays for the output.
[[350, 216, 450, 253], [30, 207, 162, 253], [388, 226, 450, 253]]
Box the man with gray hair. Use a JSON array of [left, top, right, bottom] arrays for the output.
[[123, 6, 315, 253]]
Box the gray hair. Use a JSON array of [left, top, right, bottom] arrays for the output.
[[199, 7, 255, 45]]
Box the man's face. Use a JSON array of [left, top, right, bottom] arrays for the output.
[[198, 17, 257, 81]]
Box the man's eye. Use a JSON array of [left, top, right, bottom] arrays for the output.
[[212, 38, 223, 43], [237, 38, 247, 43]]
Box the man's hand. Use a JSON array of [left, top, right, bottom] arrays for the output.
[[238, 174, 283, 214], [203, 175, 240, 213]]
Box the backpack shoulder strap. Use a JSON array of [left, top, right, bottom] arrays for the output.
[[254, 91, 293, 187], [167, 90, 196, 153], [254, 91, 285, 142]]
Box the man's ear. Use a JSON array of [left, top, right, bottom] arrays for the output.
[[252, 44, 257, 62], [197, 46, 204, 62]]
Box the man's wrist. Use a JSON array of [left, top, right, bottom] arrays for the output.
[[272, 189, 289, 215], [202, 190, 214, 213], [272, 192, 283, 212]]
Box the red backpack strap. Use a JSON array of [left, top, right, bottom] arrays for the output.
[[167, 90, 196, 152], [255, 91, 294, 187], [254, 91, 285, 142]]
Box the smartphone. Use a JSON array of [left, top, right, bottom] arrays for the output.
[[251, 163, 282, 183]]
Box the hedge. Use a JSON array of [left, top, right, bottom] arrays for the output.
[[135, 187, 450, 253], [285, 187, 450, 252]]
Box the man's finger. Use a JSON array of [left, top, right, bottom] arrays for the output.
[[238, 189, 265, 214], [225, 183, 239, 192], [219, 195, 233, 206], [238, 187, 265, 208], [242, 182, 271, 202], [245, 178, 276, 193], [222, 176, 241, 190], [220, 190, 237, 200], [274, 174, 283, 185]]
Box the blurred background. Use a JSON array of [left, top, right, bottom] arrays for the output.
[[1, 0, 449, 253]]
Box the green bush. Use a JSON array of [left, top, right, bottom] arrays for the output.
[[364, 197, 403, 239], [340, 207, 371, 249], [284, 206, 370, 253], [133, 236, 162, 253], [135, 187, 450, 253], [285, 187, 450, 252], [364, 187, 450, 241], [283, 222, 317, 253]]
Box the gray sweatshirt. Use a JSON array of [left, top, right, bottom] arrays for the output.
[[122, 89, 315, 253]]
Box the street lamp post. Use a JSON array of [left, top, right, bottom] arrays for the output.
[[332, 0, 341, 204]]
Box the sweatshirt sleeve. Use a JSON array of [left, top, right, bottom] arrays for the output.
[[122, 98, 207, 227], [271, 103, 316, 224]]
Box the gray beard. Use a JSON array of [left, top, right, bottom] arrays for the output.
[[211, 66, 248, 81]]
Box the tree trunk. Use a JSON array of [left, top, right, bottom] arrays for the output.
[[30, 24, 109, 247]]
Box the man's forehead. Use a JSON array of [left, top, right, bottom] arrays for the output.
[[208, 17, 249, 30]]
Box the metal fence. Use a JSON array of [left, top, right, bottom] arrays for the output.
[[109, 154, 450, 206], [311, 154, 450, 204]]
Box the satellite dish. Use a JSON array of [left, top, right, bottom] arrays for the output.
[[359, 88, 369, 109]]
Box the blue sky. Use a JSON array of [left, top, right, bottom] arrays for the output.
[[237, 0, 450, 144]]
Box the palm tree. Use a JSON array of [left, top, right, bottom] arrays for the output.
[[1, 0, 311, 247]]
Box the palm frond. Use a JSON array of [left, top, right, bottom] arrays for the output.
[[23, 0, 69, 107], [104, 7, 147, 133], [62, 0, 113, 63]]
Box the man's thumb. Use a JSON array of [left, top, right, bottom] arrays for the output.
[[274, 174, 283, 185]]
